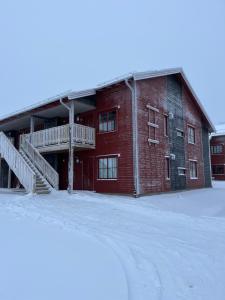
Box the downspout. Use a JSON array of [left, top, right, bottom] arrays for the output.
[[60, 98, 73, 194], [125, 79, 140, 197]]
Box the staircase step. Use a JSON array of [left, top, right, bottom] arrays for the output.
[[20, 150, 51, 194]]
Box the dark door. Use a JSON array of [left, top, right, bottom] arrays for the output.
[[74, 157, 94, 191], [58, 153, 68, 190], [74, 159, 83, 190]]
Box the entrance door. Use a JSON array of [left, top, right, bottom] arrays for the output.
[[74, 157, 94, 191], [58, 153, 68, 190]]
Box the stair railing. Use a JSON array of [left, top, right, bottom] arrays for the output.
[[20, 135, 59, 190], [0, 132, 36, 193]]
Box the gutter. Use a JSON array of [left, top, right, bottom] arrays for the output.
[[125, 79, 140, 197]]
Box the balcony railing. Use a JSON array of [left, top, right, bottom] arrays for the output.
[[23, 123, 96, 150]]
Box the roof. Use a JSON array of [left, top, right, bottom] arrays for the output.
[[211, 123, 225, 137], [0, 68, 215, 131]]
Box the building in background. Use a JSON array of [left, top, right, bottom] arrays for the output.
[[210, 124, 225, 180], [0, 68, 214, 196]]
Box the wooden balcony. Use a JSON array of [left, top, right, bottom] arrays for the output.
[[22, 123, 96, 153]]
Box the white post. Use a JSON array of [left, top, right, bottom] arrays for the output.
[[30, 116, 35, 133], [8, 167, 11, 189], [68, 101, 75, 193]]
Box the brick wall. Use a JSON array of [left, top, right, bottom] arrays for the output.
[[74, 83, 134, 194]]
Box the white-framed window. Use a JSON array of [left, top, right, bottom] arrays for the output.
[[164, 115, 169, 136], [165, 157, 170, 179], [99, 111, 117, 133], [147, 104, 159, 144], [178, 167, 186, 176], [177, 129, 184, 138], [188, 126, 195, 144], [212, 165, 224, 175], [98, 157, 118, 179], [190, 161, 198, 179], [211, 145, 223, 154]]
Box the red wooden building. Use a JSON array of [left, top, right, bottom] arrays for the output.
[[0, 68, 214, 195], [210, 125, 225, 180]]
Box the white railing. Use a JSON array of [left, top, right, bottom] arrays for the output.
[[0, 132, 36, 193], [24, 123, 96, 149], [20, 136, 59, 190]]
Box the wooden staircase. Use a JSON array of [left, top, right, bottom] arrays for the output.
[[0, 132, 59, 194]]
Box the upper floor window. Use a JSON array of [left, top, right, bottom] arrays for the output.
[[188, 126, 195, 144], [211, 145, 223, 154], [99, 111, 117, 133], [164, 115, 169, 136], [98, 157, 118, 179]]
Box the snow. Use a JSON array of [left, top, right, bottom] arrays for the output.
[[0, 181, 225, 299]]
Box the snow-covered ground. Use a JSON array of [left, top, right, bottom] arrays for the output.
[[1, 181, 225, 300]]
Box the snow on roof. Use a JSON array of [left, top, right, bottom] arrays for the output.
[[211, 123, 225, 137], [0, 68, 215, 131]]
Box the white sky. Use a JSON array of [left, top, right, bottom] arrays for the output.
[[0, 0, 224, 124]]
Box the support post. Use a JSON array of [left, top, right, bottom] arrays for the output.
[[68, 101, 75, 193], [30, 116, 35, 133], [7, 167, 11, 189]]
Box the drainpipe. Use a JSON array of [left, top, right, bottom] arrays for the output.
[[125, 79, 140, 197], [60, 98, 74, 194]]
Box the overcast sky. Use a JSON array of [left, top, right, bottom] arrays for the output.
[[0, 0, 224, 124]]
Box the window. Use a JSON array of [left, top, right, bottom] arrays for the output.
[[177, 129, 184, 138], [99, 111, 116, 133], [178, 167, 186, 176], [212, 165, 224, 175], [165, 157, 170, 179], [164, 115, 169, 136], [190, 161, 198, 179], [98, 157, 118, 179], [188, 126, 195, 144], [147, 106, 159, 144], [211, 145, 223, 154]]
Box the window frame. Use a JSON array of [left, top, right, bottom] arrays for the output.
[[165, 157, 170, 180], [189, 160, 198, 179], [98, 109, 118, 134], [164, 114, 169, 137], [176, 129, 184, 138], [178, 167, 186, 176], [188, 125, 196, 144], [211, 145, 223, 155], [212, 164, 225, 175], [97, 156, 118, 180]]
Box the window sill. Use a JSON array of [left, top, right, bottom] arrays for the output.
[[97, 130, 117, 135], [97, 179, 118, 181], [190, 177, 198, 180], [188, 142, 195, 145]]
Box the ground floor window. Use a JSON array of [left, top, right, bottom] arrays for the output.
[[212, 165, 224, 175], [98, 157, 118, 179], [190, 161, 198, 179]]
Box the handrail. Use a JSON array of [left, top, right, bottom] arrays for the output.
[[24, 123, 96, 149], [20, 135, 59, 190], [0, 132, 36, 193]]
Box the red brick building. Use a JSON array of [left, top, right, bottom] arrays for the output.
[[0, 68, 214, 195], [210, 125, 225, 180]]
